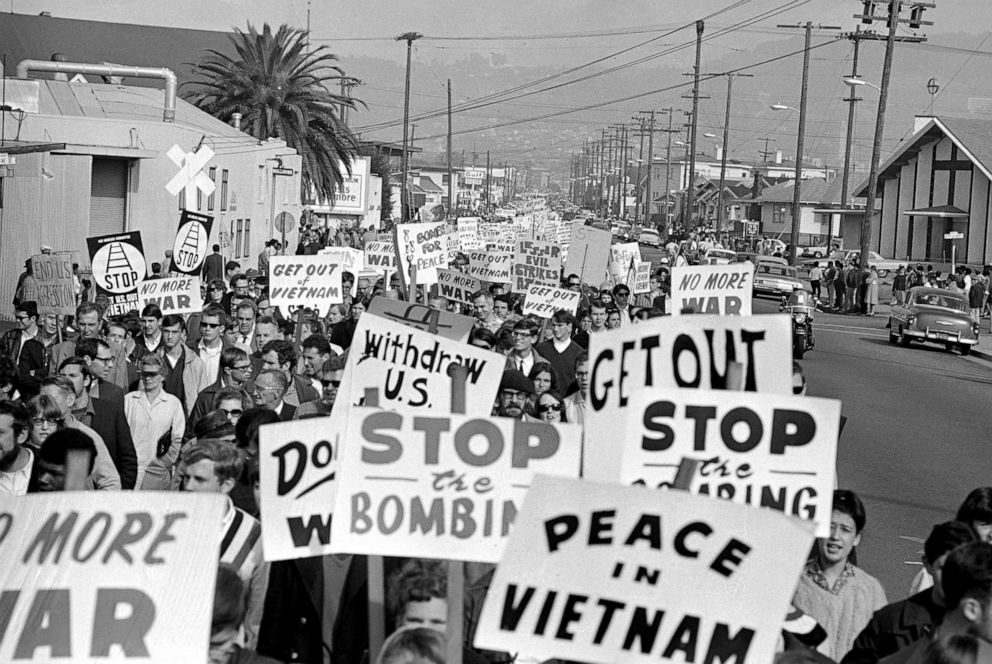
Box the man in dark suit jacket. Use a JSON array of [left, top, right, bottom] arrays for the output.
[[202, 245, 225, 284], [186, 346, 251, 439], [55, 356, 138, 489], [257, 555, 368, 664]]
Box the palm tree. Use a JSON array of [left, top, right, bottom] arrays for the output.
[[185, 23, 359, 202]]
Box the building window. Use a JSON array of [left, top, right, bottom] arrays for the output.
[[89, 158, 129, 236], [221, 170, 229, 211], [236, 219, 243, 258], [243, 219, 251, 258], [207, 167, 216, 211], [257, 166, 265, 203], [772, 205, 790, 226]]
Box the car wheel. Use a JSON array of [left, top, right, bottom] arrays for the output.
[[899, 327, 911, 346], [888, 323, 898, 344], [878, 269, 888, 278], [813, 251, 822, 258], [960, 344, 972, 356]]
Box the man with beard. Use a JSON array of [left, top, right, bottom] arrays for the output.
[[0, 400, 33, 496], [495, 369, 533, 420]]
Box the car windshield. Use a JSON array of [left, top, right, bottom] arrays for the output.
[[758, 265, 797, 277], [914, 294, 968, 312]]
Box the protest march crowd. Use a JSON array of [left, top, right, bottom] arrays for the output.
[[2, 212, 992, 664]]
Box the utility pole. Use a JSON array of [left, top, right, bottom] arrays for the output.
[[396, 32, 422, 225], [851, 2, 931, 270], [633, 116, 647, 225], [684, 20, 705, 230], [778, 21, 841, 265], [759, 138, 777, 162], [486, 150, 491, 212], [339, 77, 361, 127], [703, 72, 753, 234], [447, 79, 454, 218]]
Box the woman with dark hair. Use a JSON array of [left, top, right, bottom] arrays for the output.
[[909, 487, 992, 595], [793, 489, 887, 660]]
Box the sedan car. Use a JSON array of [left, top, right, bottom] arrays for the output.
[[808, 250, 902, 276], [700, 248, 737, 265], [753, 262, 803, 298], [887, 287, 979, 354], [637, 229, 661, 247]]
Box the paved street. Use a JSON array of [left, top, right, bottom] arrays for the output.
[[751, 297, 992, 597]]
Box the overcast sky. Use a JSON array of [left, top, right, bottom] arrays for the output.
[[11, 0, 990, 64]]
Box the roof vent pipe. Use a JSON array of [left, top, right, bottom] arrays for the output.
[[15, 59, 177, 122], [231, 112, 242, 130]]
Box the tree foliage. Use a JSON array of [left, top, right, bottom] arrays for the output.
[[185, 23, 360, 201]]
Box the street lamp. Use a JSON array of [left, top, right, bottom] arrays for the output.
[[843, 76, 881, 93], [770, 102, 805, 265]]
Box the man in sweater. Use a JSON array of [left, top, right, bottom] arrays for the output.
[[535, 309, 583, 392]]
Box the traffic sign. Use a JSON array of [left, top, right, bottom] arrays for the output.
[[274, 211, 296, 233], [944, 232, 964, 239]]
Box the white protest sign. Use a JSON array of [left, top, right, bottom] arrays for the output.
[[474, 475, 814, 664], [557, 219, 574, 246], [319, 247, 364, 297], [396, 222, 448, 284], [618, 388, 839, 536], [523, 284, 581, 319], [367, 298, 475, 342], [0, 492, 225, 663], [330, 407, 583, 562], [31, 253, 75, 315], [468, 251, 513, 283], [137, 276, 200, 316], [341, 312, 503, 413], [437, 268, 483, 305], [513, 240, 562, 292], [364, 241, 397, 270], [259, 415, 344, 561], [632, 260, 652, 294], [457, 218, 482, 251], [672, 263, 754, 316], [609, 242, 641, 281], [269, 255, 343, 311], [564, 224, 611, 284], [585, 315, 793, 482], [445, 232, 461, 263]]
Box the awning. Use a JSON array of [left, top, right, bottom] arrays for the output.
[[901, 205, 969, 218]]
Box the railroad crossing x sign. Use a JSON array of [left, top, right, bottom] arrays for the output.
[[166, 144, 216, 202]]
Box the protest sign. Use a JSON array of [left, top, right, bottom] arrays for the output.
[[480, 222, 514, 249], [259, 414, 344, 561], [513, 241, 562, 292], [617, 388, 840, 536], [340, 312, 503, 413], [564, 224, 610, 284], [445, 231, 461, 263], [366, 298, 475, 342], [0, 492, 225, 663], [364, 240, 397, 286], [523, 284, 581, 319], [87, 231, 146, 316], [632, 260, 651, 294], [473, 475, 814, 664], [468, 251, 513, 283], [457, 218, 482, 251], [137, 275, 200, 315], [585, 315, 793, 482], [609, 242, 641, 282], [30, 253, 75, 315], [330, 407, 583, 562], [171, 210, 213, 274], [671, 263, 754, 316], [319, 247, 364, 297], [556, 219, 574, 246], [396, 222, 448, 284], [437, 269, 483, 305], [269, 254, 343, 311]]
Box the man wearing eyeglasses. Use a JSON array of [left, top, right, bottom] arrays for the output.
[[39, 376, 121, 490], [0, 301, 47, 397], [192, 305, 230, 385], [612, 284, 633, 326], [57, 357, 137, 490], [252, 370, 293, 421], [158, 313, 208, 415], [507, 319, 546, 376], [256, 340, 319, 408], [76, 337, 126, 405], [562, 353, 589, 425], [496, 369, 533, 421], [222, 273, 254, 317], [50, 302, 131, 390], [187, 346, 251, 439], [124, 354, 184, 490]]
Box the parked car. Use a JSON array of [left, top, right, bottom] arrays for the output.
[[808, 250, 902, 277], [887, 287, 979, 355], [700, 248, 737, 265], [637, 229, 661, 247], [753, 262, 803, 298]]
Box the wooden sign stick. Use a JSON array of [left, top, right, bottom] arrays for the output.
[[363, 387, 387, 664], [446, 363, 469, 664]]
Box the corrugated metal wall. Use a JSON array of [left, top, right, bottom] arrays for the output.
[[0, 152, 91, 320]]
